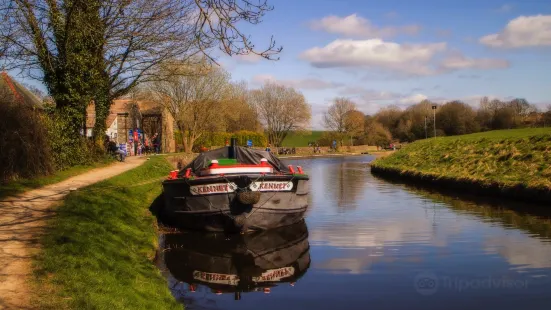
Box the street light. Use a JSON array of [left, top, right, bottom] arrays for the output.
[[424, 116, 428, 139], [432, 105, 437, 137]]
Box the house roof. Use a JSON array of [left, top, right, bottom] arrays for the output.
[[0, 72, 44, 108]]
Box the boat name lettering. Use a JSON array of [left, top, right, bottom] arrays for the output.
[[252, 267, 295, 282], [190, 183, 237, 195], [193, 271, 239, 285], [250, 181, 293, 192]]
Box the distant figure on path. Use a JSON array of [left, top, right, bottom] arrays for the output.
[[107, 139, 125, 162], [265, 144, 271, 152], [152, 133, 160, 154]]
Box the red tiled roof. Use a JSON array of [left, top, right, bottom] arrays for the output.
[[0, 72, 44, 108]]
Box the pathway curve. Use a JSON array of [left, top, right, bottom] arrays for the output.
[[0, 157, 146, 309]]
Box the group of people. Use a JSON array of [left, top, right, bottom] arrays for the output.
[[135, 133, 160, 155], [104, 132, 161, 161]]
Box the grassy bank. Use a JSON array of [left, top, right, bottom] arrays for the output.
[[371, 128, 551, 203], [33, 157, 182, 309], [282, 131, 323, 147], [0, 159, 112, 200]]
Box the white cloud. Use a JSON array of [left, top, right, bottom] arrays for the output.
[[309, 14, 421, 39], [439, 54, 510, 70], [235, 53, 263, 64], [399, 93, 428, 104], [300, 39, 509, 76], [251, 74, 343, 90], [339, 86, 400, 100], [496, 4, 513, 13], [300, 39, 447, 76], [480, 15, 551, 48]]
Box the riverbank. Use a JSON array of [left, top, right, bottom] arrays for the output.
[[0, 157, 145, 309], [280, 151, 392, 160], [371, 128, 551, 204], [31, 157, 182, 309]]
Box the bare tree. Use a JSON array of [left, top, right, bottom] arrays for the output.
[[323, 97, 357, 145], [1, 0, 282, 138], [148, 60, 231, 153], [249, 82, 311, 146]]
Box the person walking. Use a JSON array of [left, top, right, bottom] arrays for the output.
[[152, 133, 160, 154]]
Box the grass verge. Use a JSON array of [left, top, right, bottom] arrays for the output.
[[33, 156, 182, 310], [371, 128, 551, 203], [0, 159, 113, 200], [282, 131, 324, 147]]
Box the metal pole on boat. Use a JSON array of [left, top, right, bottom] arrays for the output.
[[229, 137, 237, 159]]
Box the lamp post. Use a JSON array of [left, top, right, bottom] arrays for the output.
[[424, 116, 428, 139], [432, 105, 437, 137]]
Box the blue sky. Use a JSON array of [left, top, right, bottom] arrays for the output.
[[11, 0, 551, 130], [219, 0, 551, 129]]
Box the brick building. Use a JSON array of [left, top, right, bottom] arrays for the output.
[[86, 97, 175, 153]]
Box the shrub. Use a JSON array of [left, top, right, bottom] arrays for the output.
[[0, 96, 53, 182], [44, 112, 100, 170]]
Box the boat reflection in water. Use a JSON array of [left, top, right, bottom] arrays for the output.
[[161, 220, 310, 304]]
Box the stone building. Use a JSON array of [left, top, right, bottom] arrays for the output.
[[86, 97, 175, 153]]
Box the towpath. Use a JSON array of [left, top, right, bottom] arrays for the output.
[[0, 157, 146, 309]]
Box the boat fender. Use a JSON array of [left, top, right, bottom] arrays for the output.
[[237, 191, 261, 205], [288, 165, 295, 174], [297, 166, 304, 174]]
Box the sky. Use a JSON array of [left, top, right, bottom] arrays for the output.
[[10, 0, 551, 130], [218, 0, 551, 129]]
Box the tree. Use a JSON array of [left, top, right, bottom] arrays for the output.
[[374, 105, 402, 138], [1, 0, 281, 140], [364, 117, 392, 147], [436, 101, 479, 136], [148, 60, 231, 153], [344, 110, 365, 145], [221, 81, 261, 132], [544, 105, 551, 128], [249, 82, 311, 146], [323, 97, 356, 145]]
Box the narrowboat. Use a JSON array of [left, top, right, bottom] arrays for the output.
[[161, 220, 310, 300], [161, 138, 309, 232]]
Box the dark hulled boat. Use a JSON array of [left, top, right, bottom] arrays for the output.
[[160, 220, 310, 300], [161, 139, 309, 232]]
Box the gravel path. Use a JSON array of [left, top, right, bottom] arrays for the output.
[[0, 157, 146, 309]]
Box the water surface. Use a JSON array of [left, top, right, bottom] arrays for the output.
[[159, 156, 551, 310]]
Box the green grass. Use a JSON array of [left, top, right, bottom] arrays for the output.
[[281, 131, 324, 147], [0, 159, 112, 200], [33, 156, 182, 310], [372, 128, 551, 190]]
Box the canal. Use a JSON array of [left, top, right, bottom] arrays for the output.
[[158, 156, 551, 310]]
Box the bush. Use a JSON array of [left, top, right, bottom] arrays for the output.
[[0, 96, 53, 182], [44, 112, 103, 170], [0, 95, 107, 183], [175, 130, 267, 150]]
